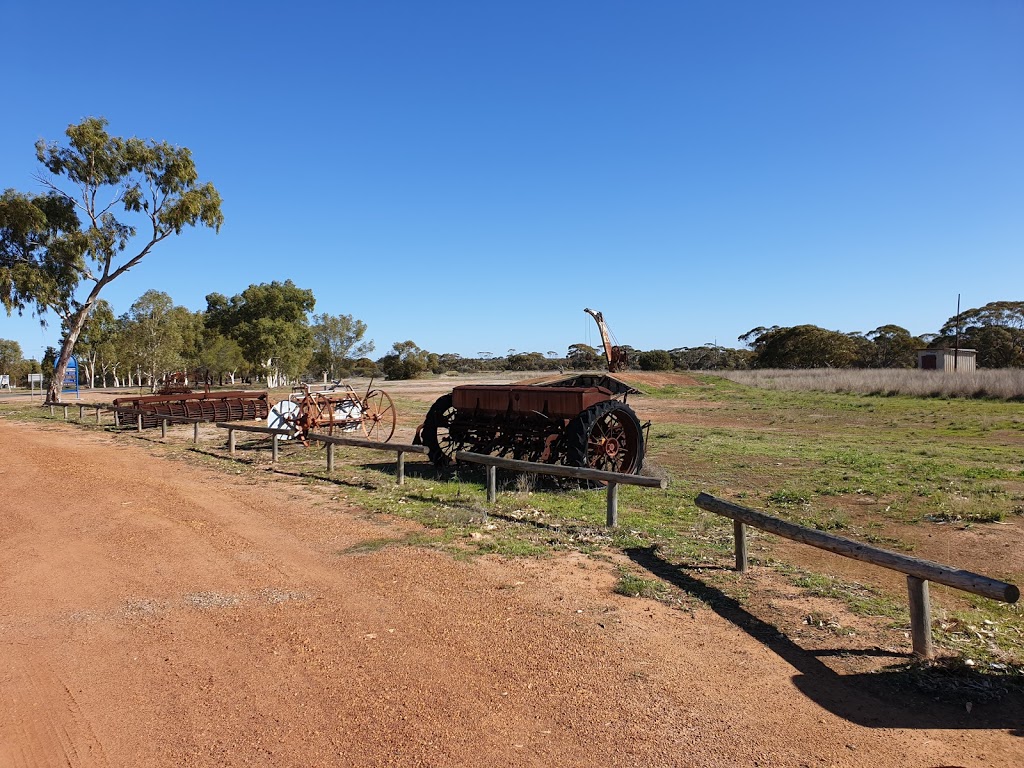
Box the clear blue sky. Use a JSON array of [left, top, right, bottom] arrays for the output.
[[2, 0, 1021, 362]]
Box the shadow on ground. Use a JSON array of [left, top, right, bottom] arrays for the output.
[[626, 546, 1024, 734]]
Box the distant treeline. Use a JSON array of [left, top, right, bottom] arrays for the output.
[[1, 293, 1021, 388]]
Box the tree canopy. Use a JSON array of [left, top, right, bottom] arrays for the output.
[[0, 117, 222, 401], [310, 312, 374, 380], [935, 300, 1024, 367], [205, 280, 316, 383]]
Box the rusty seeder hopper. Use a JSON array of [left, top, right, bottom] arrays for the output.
[[416, 309, 647, 474], [418, 382, 645, 474], [113, 389, 270, 428]]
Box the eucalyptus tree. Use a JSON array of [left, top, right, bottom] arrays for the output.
[[0, 117, 222, 402], [205, 280, 315, 385], [936, 300, 1024, 367], [199, 332, 246, 385], [310, 312, 374, 380], [566, 343, 600, 370], [0, 339, 22, 379], [121, 290, 186, 390], [741, 325, 861, 368], [377, 341, 429, 380], [71, 298, 117, 386]]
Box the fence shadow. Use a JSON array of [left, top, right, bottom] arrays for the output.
[[625, 546, 1023, 734]]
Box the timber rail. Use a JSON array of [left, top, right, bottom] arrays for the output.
[[216, 422, 294, 462], [453, 451, 667, 526], [695, 492, 1020, 658], [306, 434, 427, 485]]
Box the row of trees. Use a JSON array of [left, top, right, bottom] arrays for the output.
[[2, 298, 1022, 388], [18, 281, 373, 389], [731, 302, 1024, 370]]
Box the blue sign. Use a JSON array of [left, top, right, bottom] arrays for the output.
[[56, 355, 79, 396]]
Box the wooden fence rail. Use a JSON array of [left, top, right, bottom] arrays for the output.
[[695, 492, 1020, 658], [111, 407, 208, 442], [453, 452, 667, 527], [215, 422, 293, 461], [307, 434, 428, 485]]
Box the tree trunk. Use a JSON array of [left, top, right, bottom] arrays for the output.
[[47, 294, 101, 403]]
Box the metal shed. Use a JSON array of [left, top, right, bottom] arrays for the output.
[[917, 348, 977, 372]]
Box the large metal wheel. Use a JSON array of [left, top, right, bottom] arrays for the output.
[[563, 400, 644, 474], [420, 393, 461, 467], [361, 389, 396, 443], [268, 399, 301, 440]]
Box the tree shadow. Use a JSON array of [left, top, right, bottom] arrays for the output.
[[625, 546, 1024, 733]]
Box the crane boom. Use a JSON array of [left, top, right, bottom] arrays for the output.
[[584, 308, 629, 372]]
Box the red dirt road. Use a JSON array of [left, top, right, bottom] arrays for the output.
[[1, 419, 1021, 767]]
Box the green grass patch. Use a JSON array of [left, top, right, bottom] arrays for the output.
[[614, 571, 670, 600]]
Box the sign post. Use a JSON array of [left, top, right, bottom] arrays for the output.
[[28, 373, 43, 399]]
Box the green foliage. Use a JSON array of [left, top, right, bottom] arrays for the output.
[[506, 351, 548, 371], [566, 343, 600, 369], [637, 349, 673, 371], [0, 189, 85, 316], [741, 324, 863, 368], [614, 571, 669, 599], [198, 333, 246, 382], [205, 280, 315, 381], [864, 325, 924, 367], [119, 290, 187, 389], [0, 338, 23, 373], [0, 117, 222, 401], [377, 340, 429, 380], [935, 301, 1024, 368], [309, 312, 373, 380]]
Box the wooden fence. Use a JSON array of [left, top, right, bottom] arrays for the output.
[[695, 492, 1020, 658], [453, 451, 667, 526], [306, 434, 427, 485], [216, 422, 294, 461]]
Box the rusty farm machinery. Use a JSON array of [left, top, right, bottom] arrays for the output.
[[416, 309, 647, 476], [113, 388, 271, 429], [267, 382, 396, 445]]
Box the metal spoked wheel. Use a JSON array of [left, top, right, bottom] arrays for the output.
[[563, 400, 644, 475], [361, 389, 396, 443], [268, 399, 301, 440], [420, 393, 463, 467]]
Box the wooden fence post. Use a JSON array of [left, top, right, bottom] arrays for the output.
[[272, 434, 279, 463], [486, 465, 497, 504], [137, 414, 143, 433], [908, 575, 934, 659], [96, 407, 102, 424], [63, 405, 69, 419], [397, 451, 406, 485], [193, 421, 200, 443], [228, 428, 235, 456], [606, 482, 619, 527], [734, 521, 748, 572], [78, 404, 86, 420], [327, 442, 334, 473], [161, 419, 168, 438], [49, 405, 54, 416]]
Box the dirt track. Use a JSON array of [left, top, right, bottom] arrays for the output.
[[1, 417, 1022, 767]]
